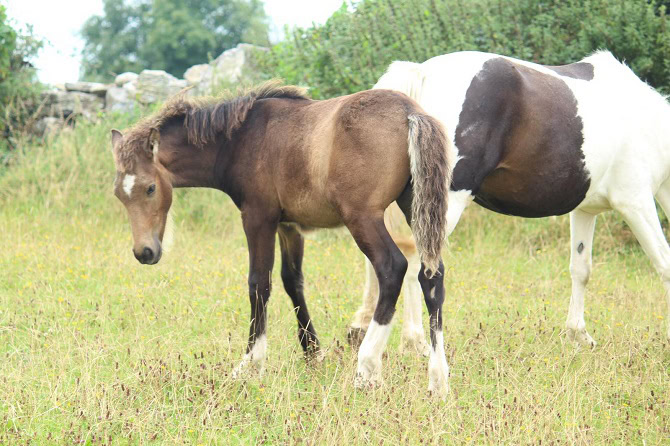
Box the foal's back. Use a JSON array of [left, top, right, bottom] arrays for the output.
[[255, 90, 418, 228]]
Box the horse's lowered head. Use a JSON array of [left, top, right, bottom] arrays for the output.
[[111, 127, 173, 265]]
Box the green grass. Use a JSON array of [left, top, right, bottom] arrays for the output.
[[0, 118, 669, 444]]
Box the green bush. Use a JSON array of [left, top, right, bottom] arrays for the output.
[[260, 0, 670, 99], [0, 5, 43, 158]]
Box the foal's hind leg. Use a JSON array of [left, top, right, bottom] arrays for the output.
[[566, 209, 598, 347], [616, 192, 670, 341], [278, 224, 321, 358], [346, 213, 408, 388], [348, 250, 430, 357], [418, 261, 449, 398]]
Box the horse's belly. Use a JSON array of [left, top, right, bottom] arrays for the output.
[[474, 168, 590, 217]]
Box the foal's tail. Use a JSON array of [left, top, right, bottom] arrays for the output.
[[407, 113, 453, 278]]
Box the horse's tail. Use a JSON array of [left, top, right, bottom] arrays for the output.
[[407, 113, 453, 278]]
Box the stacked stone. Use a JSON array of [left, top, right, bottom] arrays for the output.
[[33, 43, 267, 136]]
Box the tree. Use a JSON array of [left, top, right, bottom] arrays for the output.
[[81, 0, 269, 81], [0, 5, 43, 154]]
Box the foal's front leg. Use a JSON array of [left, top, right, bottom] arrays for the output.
[[232, 211, 277, 379]]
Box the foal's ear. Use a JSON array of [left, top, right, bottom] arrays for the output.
[[110, 129, 123, 150], [147, 127, 160, 161]]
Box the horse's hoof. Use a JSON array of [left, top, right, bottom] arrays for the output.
[[567, 327, 597, 348], [427, 385, 449, 401], [401, 335, 431, 357], [347, 326, 367, 351], [354, 372, 382, 390]]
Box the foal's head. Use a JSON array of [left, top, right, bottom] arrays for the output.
[[111, 128, 172, 265]]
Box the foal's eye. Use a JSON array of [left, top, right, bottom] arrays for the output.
[[147, 184, 156, 196]]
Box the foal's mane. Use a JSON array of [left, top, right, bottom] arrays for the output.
[[116, 81, 308, 170]]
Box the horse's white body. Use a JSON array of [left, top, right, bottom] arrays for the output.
[[352, 51, 670, 382]]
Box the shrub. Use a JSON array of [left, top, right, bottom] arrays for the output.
[[260, 0, 670, 98], [0, 5, 43, 159]]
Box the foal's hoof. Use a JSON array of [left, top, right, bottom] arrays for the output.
[[305, 346, 326, 364], [428, 367, 449, 401], [347, 326, 367, 351], [354, 355, 382, 389], [231, 359, 264, 380], [567, 328, 597, 348]]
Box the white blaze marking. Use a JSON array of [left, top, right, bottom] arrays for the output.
[[122, 175, 136, 197]]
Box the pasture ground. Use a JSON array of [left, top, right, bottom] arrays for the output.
[[1, 117, 669, 444]]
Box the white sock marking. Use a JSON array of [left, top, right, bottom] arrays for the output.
[[428, 330, 449, 398], [232, 334, 268, 379], [355, 320, 392, 386]]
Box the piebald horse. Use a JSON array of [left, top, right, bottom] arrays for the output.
[[110, 82, 454, 396], [350, 51, 670, 375]]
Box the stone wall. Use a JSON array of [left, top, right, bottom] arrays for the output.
[[34, 43, 266, 135]]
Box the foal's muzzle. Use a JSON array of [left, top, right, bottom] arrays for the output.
[[133, 245, 162, 265]]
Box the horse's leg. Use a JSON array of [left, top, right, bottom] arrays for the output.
[[400, 250, 430, 356], [566, 209, 598, 347], [346, 213, 408, 388], [347, 258, 379, 349], [231, 211, 277, 379], [616, 192, 670, 341], [277, 223, 320, 358], [653, 185, 670, 340]]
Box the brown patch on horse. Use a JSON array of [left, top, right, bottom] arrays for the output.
[[452, 57, 590, 217], [545, 62, 594, 81]]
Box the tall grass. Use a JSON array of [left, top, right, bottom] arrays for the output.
[[1, 117, 669, 444]]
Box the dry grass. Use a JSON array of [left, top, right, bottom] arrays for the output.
[[0, 118, 669, 444]]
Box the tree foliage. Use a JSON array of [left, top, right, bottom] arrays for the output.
[[0, 5, 43, 155], [260, 0, 670, 99], [81, 0, 270, 80]]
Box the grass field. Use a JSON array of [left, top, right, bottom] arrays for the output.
[[1, 117, 669, 444]]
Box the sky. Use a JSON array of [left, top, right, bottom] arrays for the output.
[[4, 0, 345, 85]]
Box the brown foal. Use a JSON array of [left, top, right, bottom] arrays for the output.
[[111, 81, 453, 396]]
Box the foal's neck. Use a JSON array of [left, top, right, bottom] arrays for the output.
[[157, 126, 220, 189]]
